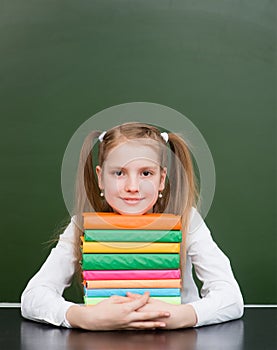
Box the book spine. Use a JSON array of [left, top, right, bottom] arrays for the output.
[[84, 296, 181, 305], [84, 229, 182, 243], [82, 253, 180, 270], [82, 269, 181, 280], [82, 242, 180, 254], [85, 279, 181, 289], [84, 287, 181, 297], [83, 212, 181, 230]]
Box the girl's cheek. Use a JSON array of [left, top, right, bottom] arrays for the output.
[[114, 179, 125, 193], [140, 180, 157, 194]]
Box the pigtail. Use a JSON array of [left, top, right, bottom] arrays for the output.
[[167, 132, 199, 232], [74, 130, 100, 216], [72, 130, 105, 287], [166, 132, 200, 300], [73, 130, 115, 216]]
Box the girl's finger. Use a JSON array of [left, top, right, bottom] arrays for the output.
[[110, 295, 133, 303], [126, 292, 143, 299], [125, 292, 150, 311], [126, 321, 166, 329], [132, 310, 170, 321]]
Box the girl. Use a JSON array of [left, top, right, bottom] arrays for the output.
[[21, 122, 244, 330]]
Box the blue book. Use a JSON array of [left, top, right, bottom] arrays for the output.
[[83, 287, 181, 297]]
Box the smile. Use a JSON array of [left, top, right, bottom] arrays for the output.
[[121, 198, 143, 204]]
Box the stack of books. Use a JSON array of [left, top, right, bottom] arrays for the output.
[[81, 212, 183, 305]]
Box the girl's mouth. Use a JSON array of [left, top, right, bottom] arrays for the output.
[[122, 198, 143, 204]]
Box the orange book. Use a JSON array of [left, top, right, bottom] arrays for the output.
[[83, 212, 181, 230], [85, 279, 181, 289]]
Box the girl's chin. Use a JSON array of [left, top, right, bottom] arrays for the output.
[[112, 207, 151, 216]]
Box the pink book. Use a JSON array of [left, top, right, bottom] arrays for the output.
[[83, 269, 181, 280]]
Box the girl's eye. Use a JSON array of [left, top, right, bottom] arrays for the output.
[[142, 171, 152, 176], [115, 170, 123, 176]]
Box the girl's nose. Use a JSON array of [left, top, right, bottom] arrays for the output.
[[124, 176, 139, 192]]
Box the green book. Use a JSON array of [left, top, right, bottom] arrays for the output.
[[82, 253, 180, 270], [84, 229, 182, 243]]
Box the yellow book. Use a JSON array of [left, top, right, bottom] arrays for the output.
[[81, 240, 180, 254]]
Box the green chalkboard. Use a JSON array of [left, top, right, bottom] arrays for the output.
[[0, 0, 275, 304]]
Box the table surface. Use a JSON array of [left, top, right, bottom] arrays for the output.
[[0, 307, 276, 350]]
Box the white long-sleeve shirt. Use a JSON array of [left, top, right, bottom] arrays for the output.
[[21, 208, 244, 327]]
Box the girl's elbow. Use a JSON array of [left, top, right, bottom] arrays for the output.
[[20, 287, 39, 321], [20, 289, 31, 319], [232, 293, 244, 320], [237, 299, 244, 319], [221, 288, 244, 322]]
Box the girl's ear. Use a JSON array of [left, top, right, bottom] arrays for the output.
[[159, 167, 167, 191], [95, 165, 103, 189]]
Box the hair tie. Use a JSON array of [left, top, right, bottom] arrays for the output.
[[99, 130, 168, 143], [160, 132, 169, 143], [98, 131, 107, 142]]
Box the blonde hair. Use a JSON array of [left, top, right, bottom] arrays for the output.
[[72, 122, 200, 287]]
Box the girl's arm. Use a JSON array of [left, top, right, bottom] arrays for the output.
[[66, 293, 170, 330], [126, 293, 198, 329], [127, 208, 244, 328], [21, 217, 170, 330], [186, 210, 244, 327], [21, 217, 78, 327]]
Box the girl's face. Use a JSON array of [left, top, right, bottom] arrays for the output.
[[96, 140, 167, 215]]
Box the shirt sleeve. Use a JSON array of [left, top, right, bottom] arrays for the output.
[[186, 209, 244, 327], [21, 216, 79, 328]]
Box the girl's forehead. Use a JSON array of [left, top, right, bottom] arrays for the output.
[[104, 140, 161, 166]]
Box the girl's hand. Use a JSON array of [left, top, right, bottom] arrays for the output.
[[66, 292, 171, 331], [126, 292, 197, 329]]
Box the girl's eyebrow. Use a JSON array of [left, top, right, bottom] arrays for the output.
[[107, 165, 159, 171], [139, 166, 159, 171]]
